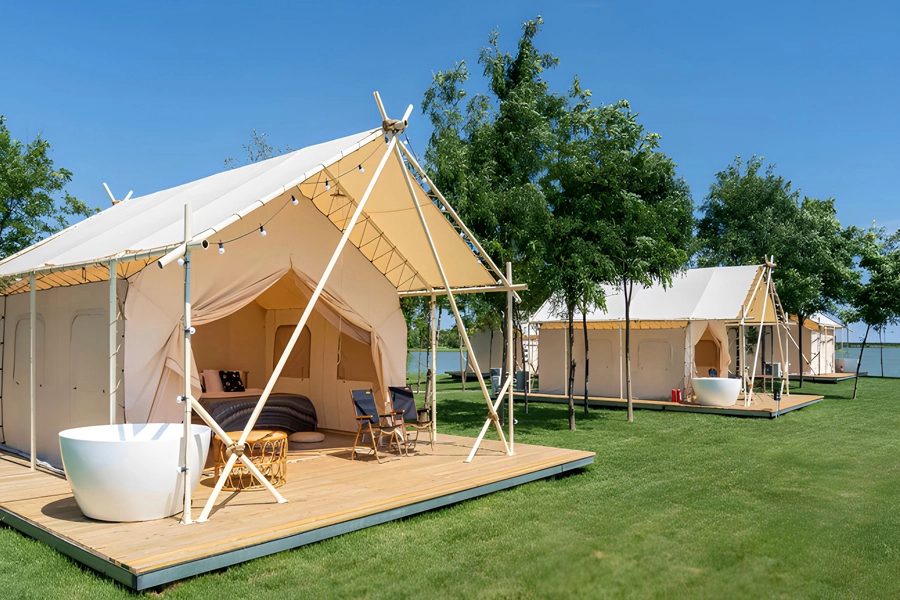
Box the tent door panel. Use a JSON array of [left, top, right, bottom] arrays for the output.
[[69, 314, 108, 429]]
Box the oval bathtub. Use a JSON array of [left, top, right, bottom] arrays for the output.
[[693, 377, 741, 407], [59, 423, 211, 522]]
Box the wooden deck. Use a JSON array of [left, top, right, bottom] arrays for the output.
[[0, 433, 593, 590], [515, 391, 824, 418], [798, 372, 864, 384]]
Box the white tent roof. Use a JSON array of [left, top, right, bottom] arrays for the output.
[[532, 265, 775, 327], [0, 128, 496, 294]]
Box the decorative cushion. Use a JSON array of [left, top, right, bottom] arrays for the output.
[[289, 431, 325, 443], [203, 369, 225, 393], [219, 370, 245, 393]]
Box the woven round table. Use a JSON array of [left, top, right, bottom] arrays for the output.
[[213, 430, 288, 491]]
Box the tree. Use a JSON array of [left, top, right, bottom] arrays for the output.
[[422, 17, 558, 401], [543, 81, 613, 429], [0, 115, 95, 259], [843, 228, 900, 399], [697, 157, 859, 386], [224, 129, 293, 169]]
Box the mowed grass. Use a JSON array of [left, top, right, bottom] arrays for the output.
[[2, 377, 900, 599]]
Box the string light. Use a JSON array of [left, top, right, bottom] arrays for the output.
[[177, 258, 185, 266], [211, 137, 382, 253]]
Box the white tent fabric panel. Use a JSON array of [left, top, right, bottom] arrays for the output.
[[0, 130, 495, 294], [531, 265, 767, 324]]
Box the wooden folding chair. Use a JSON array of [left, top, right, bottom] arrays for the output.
[[389, 385, 434, 452], [350, 389, 406, 463]]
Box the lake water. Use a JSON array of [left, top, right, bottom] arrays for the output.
[[407, 350, 468, 375], [837, 346, 900, 378], [405, 347, 900, 378]]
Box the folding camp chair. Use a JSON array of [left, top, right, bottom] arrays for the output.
[[350, 389, 406, 462], [389, 385, 434, 452]]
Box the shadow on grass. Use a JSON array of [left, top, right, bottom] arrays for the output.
[[435, 397, 608, 434]]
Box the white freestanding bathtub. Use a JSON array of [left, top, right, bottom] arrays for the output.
[[58, 423, 211, 522], [693, 377, 741, 407]]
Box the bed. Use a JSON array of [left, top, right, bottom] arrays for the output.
[[196, 370, 318, 434]]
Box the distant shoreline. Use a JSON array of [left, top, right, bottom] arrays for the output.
[[839, 343, 900, 349]]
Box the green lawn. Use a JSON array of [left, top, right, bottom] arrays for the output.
[[3, 377, 900, 598]]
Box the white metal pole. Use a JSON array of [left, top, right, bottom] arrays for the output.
[[740, 305, 746, 400], [430, 294, 437, 441], [181, 204, 194, 525], [391, 140, 509, 459], [506, 262, 514, 454], [109, 259, 117, 425], [29, 272, 36, 471], [199, 134, 398, 522]]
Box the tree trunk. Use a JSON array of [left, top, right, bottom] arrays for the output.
[[852, 324, 870, 399], [567, 304, 576, 431], [625, 280, 634, 423], [798, 315, 805, 388], [583, 308, 589, 414]]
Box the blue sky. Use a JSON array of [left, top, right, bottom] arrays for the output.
[[2, 1, 898, 339]]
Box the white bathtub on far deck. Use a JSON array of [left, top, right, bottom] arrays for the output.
[[58, 423, 211, 522], [692, 377, 741, 407]]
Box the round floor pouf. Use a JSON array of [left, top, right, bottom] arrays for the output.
[[213, 430, 288, 491], [289, 431, 325, 443]]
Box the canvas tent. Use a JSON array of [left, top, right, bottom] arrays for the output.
[[531, 265, 787, 401], [752, 312, 843, 376], [0, 95, 523, 523]]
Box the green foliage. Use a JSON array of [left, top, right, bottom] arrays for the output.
[[697, 156, 858, 319], [843, 228, 900, 331], [422, 16, 559, 329], [224, 129, 293, 169], [0, 115, 95, 259]]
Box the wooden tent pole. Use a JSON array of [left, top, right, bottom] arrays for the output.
[[198, 134, 399, 523], [746, 265, 772, 406], [430, 294, 437, 440], [388, 136, 509, 460], [506, 262, 514, 454], [29, 272, 36, 471]]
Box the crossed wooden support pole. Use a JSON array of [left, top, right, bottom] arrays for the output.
[[170, 92, 518, 524]]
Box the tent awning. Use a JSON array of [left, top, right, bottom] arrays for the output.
[[0, 129, 498, 295]]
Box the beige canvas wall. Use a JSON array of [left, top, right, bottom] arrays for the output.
[[750, 323, 835, 376], [193, 301, 266, 388], [2, 280, 126, 467], [468, 329, 532, 373]]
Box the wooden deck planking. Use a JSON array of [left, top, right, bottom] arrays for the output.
[[0, 433, 593, 587], [515, 391, 824, 418]]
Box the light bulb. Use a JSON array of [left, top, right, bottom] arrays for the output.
[[218, 242, 225, 254], [358, 164, 364, 174], [325, 180, 330, 190], [177, 257, 185, 266], [260, 225, 267, 237], [291, 195, 299, 205]]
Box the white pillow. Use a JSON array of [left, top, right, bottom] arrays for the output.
[[203, 369, 225, 393]]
